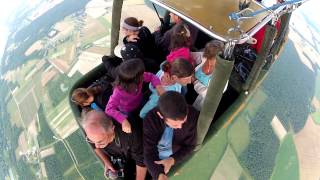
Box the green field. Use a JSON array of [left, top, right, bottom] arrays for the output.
[[81, 32, 108, 49], [41, 130, 104, 180], [46, 71, 82, 107], [270, 134, 299, 180], [6, 99, 22, 127], [167, 128, 229, 179], [227, 113, 250, 156], [37, 105, 55, 148], [19, 90, 38, 127], [80, 18, 110, 49], [211, 145, 251, 180], [311, 111, 320, 125], [11, 80, 34, 100], [98, 16, 111, 28]]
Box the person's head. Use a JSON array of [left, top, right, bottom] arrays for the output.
[[157, 91, 188, 129], [122, 17, 143, 36], [203, 40, 224, 61], [82, 111, 115, 148], [121, 43, 143, 60], [71, 88, 94, 107], [169, 12, 182, 24], [169, 23, 191, 50], [115, 58, 145, 92], [114, 43, 143, 60], [162, 59, 194, 86]]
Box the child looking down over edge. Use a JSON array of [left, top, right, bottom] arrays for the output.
[[193, 40, 225, 110]]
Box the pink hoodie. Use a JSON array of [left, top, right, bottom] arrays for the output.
[[105, 72, 161, 123], [166, 47, 194, 66]]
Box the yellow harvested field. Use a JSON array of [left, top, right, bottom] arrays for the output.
[[17, 131, 28, 157], [40, 147, 55, 159], [53, 21, 75, 38], [122, 1, 160, 31], [40, 162, 48, 178], [50, 58, 70, 73], [124, 0, 145, 6], [59, 44, 76, 65], [41, 68, 58, 87], [294, 116, 320, 180], [81, 17, 108, 41], [25, 40, 43, 56], [86, 46, 108, 55], [28, 119, 38, 137]]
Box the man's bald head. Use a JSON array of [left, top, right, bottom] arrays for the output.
[[82, 110, 114, 134], [82, 110, 115, 148]]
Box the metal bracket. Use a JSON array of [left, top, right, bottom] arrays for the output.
[[223, 40, 236, 60], [229, 0, 306, 22]]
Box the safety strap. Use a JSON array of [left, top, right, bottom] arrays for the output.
[[152, 3, 164, 25]]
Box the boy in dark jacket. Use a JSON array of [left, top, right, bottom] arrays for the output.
[[143, 91, 199, 180]]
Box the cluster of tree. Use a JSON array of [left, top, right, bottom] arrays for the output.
[[0, 82, 10, 178], [43, 156, 63, 180], [238, 105, 280, 180], [37, 105, 55, 148], [66, 130, 97, 165]]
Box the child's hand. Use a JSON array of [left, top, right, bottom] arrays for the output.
[[122, 119, 132, 133]]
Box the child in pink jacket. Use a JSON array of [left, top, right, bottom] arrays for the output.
[[105, 58, 164, 133], [166, 23, 194, 66]]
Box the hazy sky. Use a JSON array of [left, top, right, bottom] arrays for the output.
[[0, 0, 21, 59], [0, 0, 319, 61], [0, 0, 42, 60]]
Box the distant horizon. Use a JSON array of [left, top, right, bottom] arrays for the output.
[[0, 0, 46, 63]]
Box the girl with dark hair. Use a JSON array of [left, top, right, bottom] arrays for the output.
[[121, 17, 156, 60], [139, 59, 194, 118], [105, 58, 164, 133], [166, 23, 194, 66]]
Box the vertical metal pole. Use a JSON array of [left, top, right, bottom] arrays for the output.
[[270, 13, 292, 62], [196, 41, 235, 149], [242, 24, 277, 93], [110, 0, 124, 56]]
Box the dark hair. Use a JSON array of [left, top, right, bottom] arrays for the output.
[[203, 40, 224, 60], [71, 85, 102, 107], [115, 58, 145, 93], [121, 43, 143, 60], [162, 58, 194, 78], [169, 23, 191, 50], [124, 17, 144, 29], [158, 91, 188, 120]]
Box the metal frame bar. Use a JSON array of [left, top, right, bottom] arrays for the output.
[[242, 24, 278, 92], [230, 0, 305, 20], [149, 0, 227, 42], [110, 0, 124, 55], [149, 0, 306, 44]]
